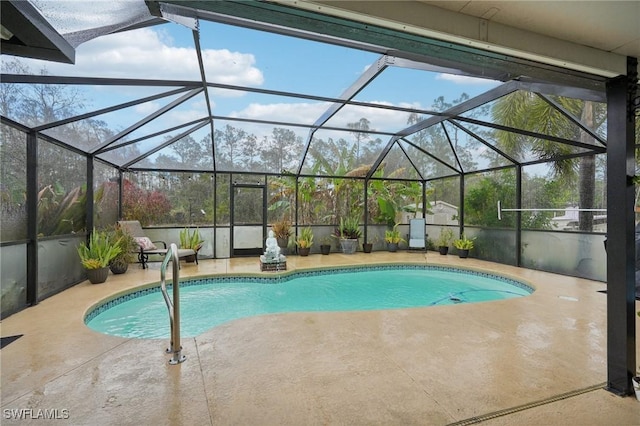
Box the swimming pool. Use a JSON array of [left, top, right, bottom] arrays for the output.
[[85, 265, 533, 339]]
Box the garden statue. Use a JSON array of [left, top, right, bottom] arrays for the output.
[[261, 230, 286, 264]]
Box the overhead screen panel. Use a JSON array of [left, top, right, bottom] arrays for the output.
[[301, 128, 391, 176], [450, 120, 596, 165], [107, 92, 208, 144], [440, 121, 514, 172], [460, 91, 607, 149], [376, 143, 422, 180], [15, 24, 200, 80], [355, 65, 501, 117], [2, 2, 608, 182], [97, 132, 174, 167], [397, 139, 459, 180], [404, 122, 460, 172], [199, 20, 380, 97], [128, 125, 214, 171], [212, 120, 306, 174], [1, 80, 193, 131], [207, 88, 329, 129], [40, 90, 196, 153], [96, 114, 211, 168], [322, 104, 412, 134]]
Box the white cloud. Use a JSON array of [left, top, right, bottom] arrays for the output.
[[165, 110, 207, 128], [130, 97, 211, 133], [134, 101, 161, 115], [436, 73, 496, 85], [232, 100, 422, 129], [221, 101, 325, 140], [13, 27, 264, 92], [92, 96, 420, 141], [231, 102, 328, 123], [323, 101, 419, 133], [222, 99, 424, 141], [165, 102, 211, 127]]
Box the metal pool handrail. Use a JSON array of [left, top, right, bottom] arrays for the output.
[[160, 243, 186, 365]]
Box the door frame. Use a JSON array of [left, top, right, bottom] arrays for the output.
[[230, 182, 267, 257]]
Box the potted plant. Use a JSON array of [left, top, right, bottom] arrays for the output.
[[77, 228, 121, 284], [180, 227, 204, 262], [362, 237, 378, 253], [109, 225, 137, 274], [384, 224, 405, 252], [319, 235, 332, 255], [272, 218, 292, 252], [296, 227, 314, 256], [436, 227, 454, 255], [453, 234, 475, 258], [334, 216, 362, 254]]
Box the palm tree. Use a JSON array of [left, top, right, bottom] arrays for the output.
[[491, 92, 605, 231]]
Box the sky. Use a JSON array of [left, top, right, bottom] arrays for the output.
[[5, 17, 501, 150]]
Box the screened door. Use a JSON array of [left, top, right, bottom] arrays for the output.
[[231, 184, 266, 256]]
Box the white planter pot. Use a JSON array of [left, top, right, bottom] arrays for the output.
[[633, 376, 640, 401]]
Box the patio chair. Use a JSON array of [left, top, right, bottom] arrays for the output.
[[408, 218, 427, 251], [117, 220, 197, 269]]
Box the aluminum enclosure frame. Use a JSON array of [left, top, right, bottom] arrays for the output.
[[0, 0, 636, 397]]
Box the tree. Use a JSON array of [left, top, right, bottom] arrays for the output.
[[170, 134, 209, 168], [239, 133, 260, 171], [492, 92, 606, 231], [307, 137, 363, 222], [260, 127, 301, 174], [267, 174, 296, 223], [214, 124, 249, 170], [427, 176, 460, 215], [1, 59, 85, 128], [465, 171, 516, 228], [215, 174, 231, 225], [522, 175, 569, 230], [0, 59, 28, 121], [121, 178, 171, 226], [347, 118, 371, 163]]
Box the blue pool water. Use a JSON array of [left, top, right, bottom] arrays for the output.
[[85, 266, 533, 339]]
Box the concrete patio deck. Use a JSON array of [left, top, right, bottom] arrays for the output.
[[1, 252, 639, 425]]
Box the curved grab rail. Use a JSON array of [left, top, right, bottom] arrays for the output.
[[160, 243, 186, 364]]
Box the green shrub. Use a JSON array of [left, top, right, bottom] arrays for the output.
[[180, 227, 204, 250], [77, 228, 121, 269]]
